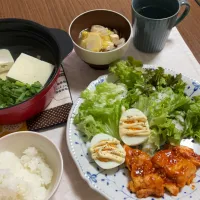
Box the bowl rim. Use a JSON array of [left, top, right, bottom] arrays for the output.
[[69, 9, 133, 54], [0, 131, 63, 200]]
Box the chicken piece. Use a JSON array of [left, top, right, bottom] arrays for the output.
[[124, 145, 154, 175], [152, 148, 197, 189], [125, 145, 200, 198], [164, 182, 179, 196], [128, 174, 164, 198], [173, 146, 200, 167], [124, 145, 164, 198], [154, 167, 180, 195]]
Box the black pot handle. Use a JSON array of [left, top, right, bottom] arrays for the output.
[[48, 28, 73, 62]]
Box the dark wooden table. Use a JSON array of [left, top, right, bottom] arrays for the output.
[[0, 0, 199, 62]]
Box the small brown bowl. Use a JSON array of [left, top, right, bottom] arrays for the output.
[[69, 9, 132, 69]]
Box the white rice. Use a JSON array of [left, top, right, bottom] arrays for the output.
[[0, 147, 53, 200]]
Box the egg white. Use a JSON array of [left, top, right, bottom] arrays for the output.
[[119, 108, 150, 146], [90, 133, 125, 169]]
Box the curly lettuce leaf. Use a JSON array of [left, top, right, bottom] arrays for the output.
[[123, 86, 191, 153], [109, 57, 186, 94], [143, 67, 186, 93], [74, 82, 127, 140], [109, 57, 144, 89], [183, 97, 200, 142]]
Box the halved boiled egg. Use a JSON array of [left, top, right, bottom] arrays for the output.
[[119, 108, 151, 146], [90, 133, 126, 169]]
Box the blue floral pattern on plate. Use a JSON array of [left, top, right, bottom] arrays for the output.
[[66, 66, 200, 200]]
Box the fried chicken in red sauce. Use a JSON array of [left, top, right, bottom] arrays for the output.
[[124, 145, 200, 198], [152, 148, 196, 194], [172, 146, 200, 167], [124, 145, 154, 175], [124, 145, 164, 198]]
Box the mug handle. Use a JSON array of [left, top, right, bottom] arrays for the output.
[[174, 0, 190, 26]]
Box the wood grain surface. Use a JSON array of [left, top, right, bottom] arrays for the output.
[[0, 0, 199, 62]]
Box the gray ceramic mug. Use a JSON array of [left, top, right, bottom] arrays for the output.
[[132, 0, 190, 53]]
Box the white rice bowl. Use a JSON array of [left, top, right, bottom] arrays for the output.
[[0, 131, 63, 200]]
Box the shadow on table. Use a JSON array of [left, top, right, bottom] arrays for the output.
[[125, 37, 174, 64]]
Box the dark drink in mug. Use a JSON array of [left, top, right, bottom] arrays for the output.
[[132, 0, 190, 53]]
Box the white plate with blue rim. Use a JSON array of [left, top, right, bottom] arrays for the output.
[[66, 65, 200, 200]]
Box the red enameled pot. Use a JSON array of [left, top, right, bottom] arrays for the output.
[[0, 19, 73, 124]]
